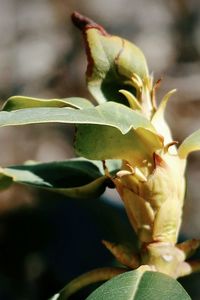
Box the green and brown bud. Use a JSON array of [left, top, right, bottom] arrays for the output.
[[110, 68, 199, 276], [72, 12, 200, 278]]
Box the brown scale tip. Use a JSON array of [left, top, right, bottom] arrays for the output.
[[71, 11, 108, 35], [153, 153, 167, 168], [71, 11, 95, 30]]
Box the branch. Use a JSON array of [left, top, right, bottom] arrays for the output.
[[56, 267, 127, 299]]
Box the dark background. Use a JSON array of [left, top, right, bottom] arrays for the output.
[[0, 0, 200, 299]]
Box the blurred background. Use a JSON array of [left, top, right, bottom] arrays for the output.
[[0, 0, 200, 299]]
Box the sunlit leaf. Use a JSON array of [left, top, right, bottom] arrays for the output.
[[178, 129, 200, 158], [72, 12, 148, 104], [0, 102, 155, 134], [119, 90, 142, 110], [151, 89, 176, 145], [2, 96, 94, 111], [75, 125, 163, 165]]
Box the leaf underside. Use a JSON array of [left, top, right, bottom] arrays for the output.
[[75, 125, 163, 165], [2, 96, 94, 111], [0, 160, 113, 199]]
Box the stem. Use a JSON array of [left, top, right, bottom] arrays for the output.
[[57, 267, 127, 299]]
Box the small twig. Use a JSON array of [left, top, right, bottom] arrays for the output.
[[57, 267, 127, 299], [102, 240, 140, 269]]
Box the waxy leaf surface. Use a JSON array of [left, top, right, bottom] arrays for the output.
[[0, 102, 154, 134], [86, 269, 190, 300], [72, 12, 148, 104]]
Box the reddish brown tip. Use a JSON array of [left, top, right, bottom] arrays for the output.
[[71, 11, 95, 30], [71, 11, 108, 35], [153, 153, 167, 168]]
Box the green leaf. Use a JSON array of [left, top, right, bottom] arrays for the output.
[[2, 96, 94, 111], [86, 269, 191, 300], [119, 89, 142, 110], [72, 12, 148, 104], [178, 129, 200, 158], [75, 126, 163, 165], [0, 170, 13, 190], [0, 102, 155, 134], [51, 267, 126, 300], [2, 160, 111, 199], [0, 167, 51, 187]]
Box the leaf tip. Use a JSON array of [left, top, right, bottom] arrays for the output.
[[153, 153, 167, 168], [71, 11, 108, 36], [71, 11, 94, 31]]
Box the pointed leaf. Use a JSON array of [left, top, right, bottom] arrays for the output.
[[2, 160, 111, 199], [55, 176, 108, 199], [152, 90, 176, 123], [72, 12, 148, 104], [86, 268, 191, 300], [178, 129, 200, 158], [102, 240, 139, 269], [119, 90, 142, 110], [151, 89, 176, 144], [0, 102, 155, 134], [2, 96, 93, 111], [177, 239, 200, 259], [75, 125, 163, 165]]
